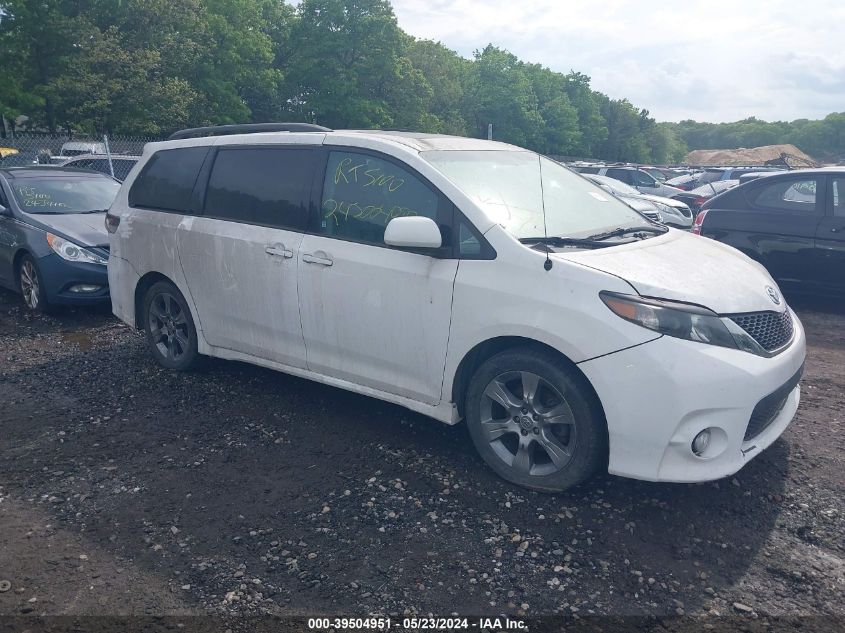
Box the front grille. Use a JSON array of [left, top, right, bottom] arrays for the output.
[[729, 310, 794, 352], [744, 363, 804, 441], [643, 210, 661, 222]]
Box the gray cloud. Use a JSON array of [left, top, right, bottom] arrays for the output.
[[389, 0, 845, 122]]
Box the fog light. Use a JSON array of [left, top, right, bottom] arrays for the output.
[[69, 284, 101, 293], [692, 429, 711, 456]]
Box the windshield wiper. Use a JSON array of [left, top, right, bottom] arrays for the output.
[[77, 209, 109, 214], [519, 236, 619, 249], [587, 225, 668, 241]]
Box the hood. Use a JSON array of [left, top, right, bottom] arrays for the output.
[[556, 230, 785, 314], [659, 184, 685, 196], [25, 212, 108, 247], [617, 194, 658, 214], [638, 193, 690, 211]]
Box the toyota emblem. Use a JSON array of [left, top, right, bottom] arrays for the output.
[[765, 286, 781, 305]]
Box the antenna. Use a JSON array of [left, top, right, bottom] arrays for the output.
[[538, 155, 553, 271]]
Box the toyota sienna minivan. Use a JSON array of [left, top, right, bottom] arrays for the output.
[[106, 124, 806, 492]]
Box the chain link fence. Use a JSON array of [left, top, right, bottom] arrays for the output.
[[0, 133, 161, 168]]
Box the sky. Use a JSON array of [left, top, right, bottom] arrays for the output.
[[383, 0, 845, 123]]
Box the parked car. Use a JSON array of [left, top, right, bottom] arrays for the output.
[[585, 176, 663, 224], [107, 124, 805, 493], [665, 172, 703, 191], [693, 168, 845, 297], [588, 166, 684, 198], [0, 148, 38, 167], [63, 154, 140, 182], [0, 166, 119, 311], [584, 174, 693, 229], [675, 180, 741, 214], [46, 141, 108, 165]]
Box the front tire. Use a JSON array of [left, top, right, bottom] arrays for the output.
[[18, 255, 50, 313], [142, 281, 202, 371], [465, 348, 607, 492]]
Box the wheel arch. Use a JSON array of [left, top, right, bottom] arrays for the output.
[[450, 336, 606, 424], [134, 271, 177, 330]]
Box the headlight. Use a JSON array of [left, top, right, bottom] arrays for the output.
[[46, 233, 107, 265], [600, 291, 740, 350]]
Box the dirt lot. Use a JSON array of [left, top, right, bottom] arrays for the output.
[[1, 287, 843, 627]]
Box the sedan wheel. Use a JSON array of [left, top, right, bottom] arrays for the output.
[[18, 256, 48, 312]]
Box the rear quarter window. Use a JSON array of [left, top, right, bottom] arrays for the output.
[[128, 147, 210, 212], [747, 178, 819, 214]]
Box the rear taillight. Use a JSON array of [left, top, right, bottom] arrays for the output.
[[692, 209, 709, 235], [105, 212, 120, 234]]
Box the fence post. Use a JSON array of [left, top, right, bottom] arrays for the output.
[[103, 134, 115, 178]]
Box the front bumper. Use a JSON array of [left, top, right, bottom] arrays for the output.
[[578, 309, 806, 482], [38, 253, 110, 305]]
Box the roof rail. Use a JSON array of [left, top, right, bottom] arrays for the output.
[[167, 123, 332, 141]]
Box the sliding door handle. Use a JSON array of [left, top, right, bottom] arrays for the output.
[[265, 243, 293, 259], [302, 252, 333, 266]]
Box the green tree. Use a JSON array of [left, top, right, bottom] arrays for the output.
[[463, 45, 543, 148], [283, 0, 415, 128]]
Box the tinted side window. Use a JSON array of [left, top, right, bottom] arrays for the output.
[[577, 167, 600, 174], [633, 170, 655, 187], [69, 159, 94, 170], [319, 151, 439, 245], [833, 178, 845, 218], [204, 147, 317, 230], [129, 147, 209, 212], [606, 168, 631, 184], [750, 178, 819, 213]]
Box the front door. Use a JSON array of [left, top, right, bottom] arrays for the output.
[[814, 176, 845, 294], [741, 175, 825, 286], [297, 149, 458, 404], [177, 146, 318, 368]]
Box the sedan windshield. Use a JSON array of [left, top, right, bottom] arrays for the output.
[[11, 177, 120, 214], [423, 150, 647, 240]]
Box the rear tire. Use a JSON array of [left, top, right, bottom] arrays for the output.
[[142, 281, 202, 371], [18, 254, 51, 313], [465, 348, 607, 492]]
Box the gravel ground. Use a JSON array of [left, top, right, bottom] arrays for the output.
[[1, 287, 843, 625]]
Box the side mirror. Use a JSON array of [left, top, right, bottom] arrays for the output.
[[0, 204, 10, 216], [384, 216, 442, 249]]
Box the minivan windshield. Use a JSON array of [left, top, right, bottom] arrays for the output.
[[423, 150, 648, 240], [11, 177, 120, 214]]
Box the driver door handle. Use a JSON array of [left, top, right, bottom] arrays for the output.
[[302, 252, 333, 266], [265, 243, 293, 259]]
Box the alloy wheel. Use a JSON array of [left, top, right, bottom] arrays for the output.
[[479, 370, 577, 477], [20, 260, 40, 310], [148, 292, 190, 362]]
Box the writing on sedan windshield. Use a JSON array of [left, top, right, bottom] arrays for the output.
[[15, 186, 68, 209]]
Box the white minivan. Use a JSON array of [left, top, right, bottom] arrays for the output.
[[106, 125, 806, 492]]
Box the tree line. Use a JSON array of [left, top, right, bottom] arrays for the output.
[[1, 0, 842, 164]]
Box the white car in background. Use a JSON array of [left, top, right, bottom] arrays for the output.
[[584, 174, 693, 230], [106, 125, 805, 492]]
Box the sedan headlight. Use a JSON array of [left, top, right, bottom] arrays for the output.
[[46, 233, 107, 265], [601, 291, 744, 351]]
